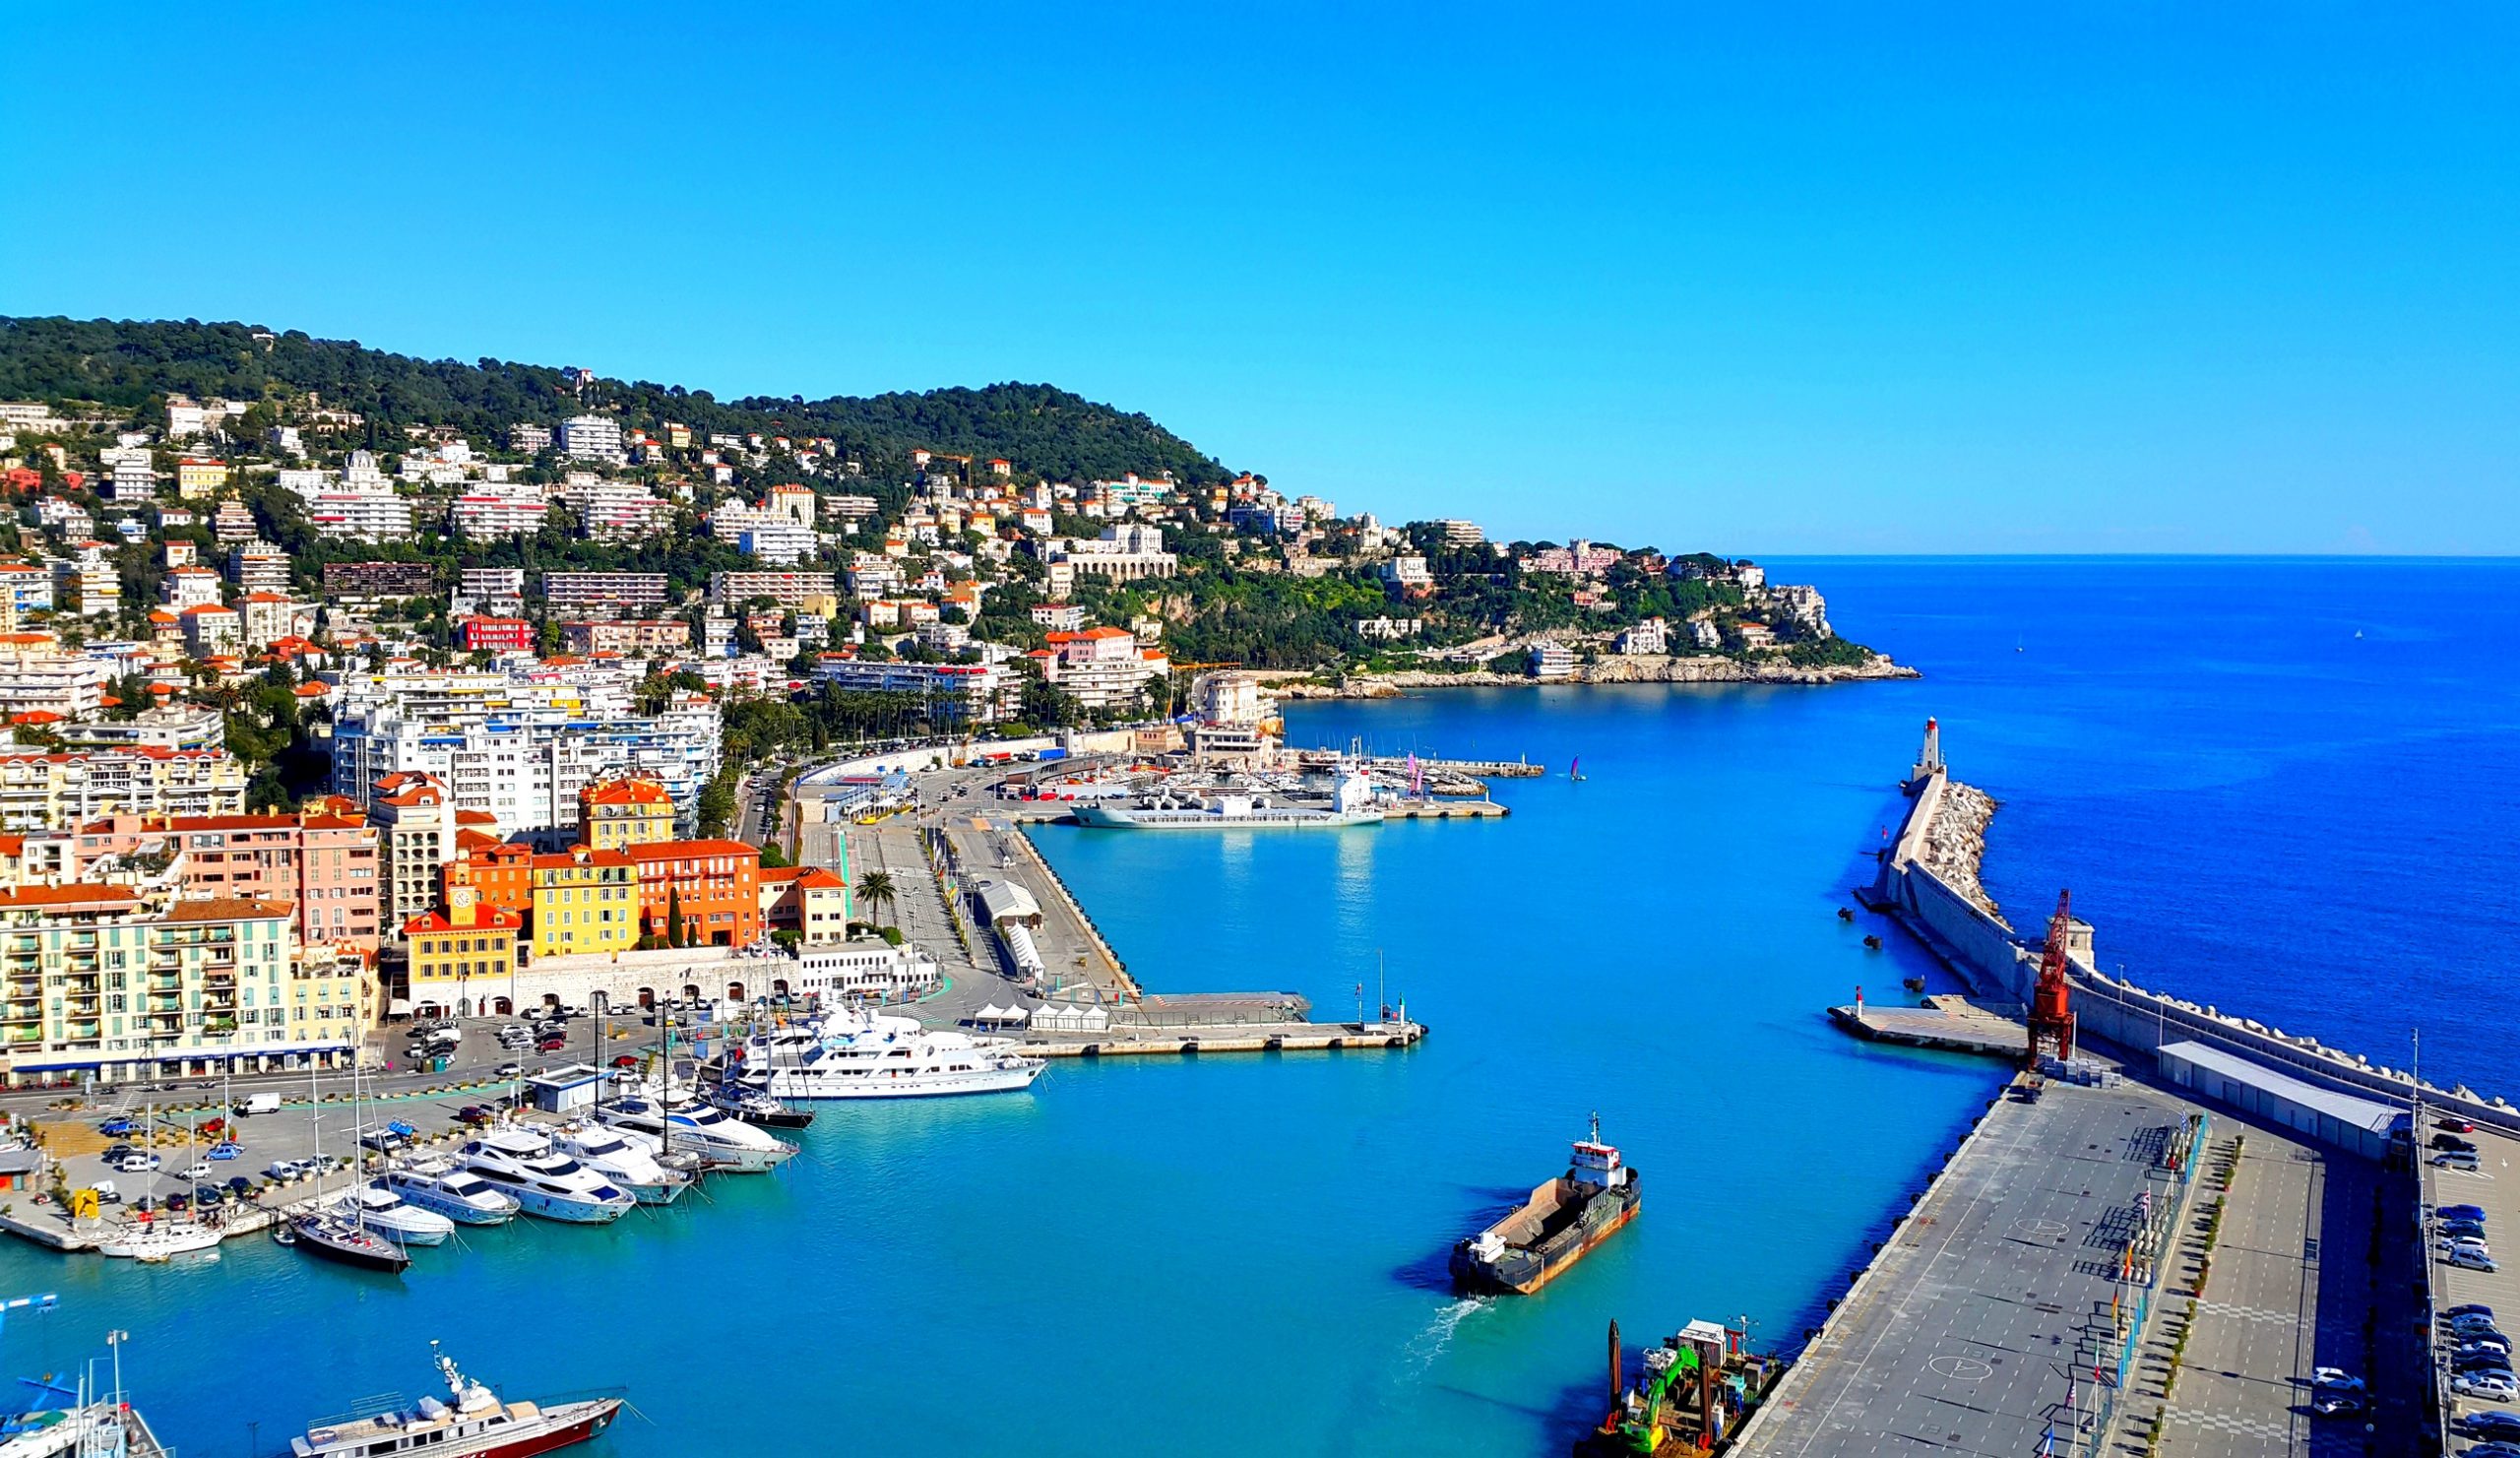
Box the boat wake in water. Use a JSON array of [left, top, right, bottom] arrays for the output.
[[1402, 1296, 1491, 1374]]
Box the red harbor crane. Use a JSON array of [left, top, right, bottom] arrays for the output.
[[2027, 890, 2078, 1066]]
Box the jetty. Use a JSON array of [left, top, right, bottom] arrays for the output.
[[1778, 717, 2488, 1455]]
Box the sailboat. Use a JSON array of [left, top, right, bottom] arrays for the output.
[[286, 1059, 410, 1274], [1568, 757, 1586, 783]]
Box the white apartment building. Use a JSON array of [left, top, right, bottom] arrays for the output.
[[307, 490, 415, 541], [331, 702, 722, 838], [0, 638, 111, 720], [557, 414, 625, 464], [451, 487, 549, 539], [1041, 626, 1166, 710], [542, 572, 668, 613], [228, 541, 292, 594]]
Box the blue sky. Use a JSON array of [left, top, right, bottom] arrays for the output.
[[3, 4, 2513, 553]]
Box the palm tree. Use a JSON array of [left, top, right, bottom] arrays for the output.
[[855, 871, 897, 929]]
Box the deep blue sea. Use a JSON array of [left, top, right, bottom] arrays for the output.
[[4, 559, 2511, 1457]]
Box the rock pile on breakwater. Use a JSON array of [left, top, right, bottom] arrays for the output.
[[1920, 780, 2005, 926], [1272, 652, 1917, 699]]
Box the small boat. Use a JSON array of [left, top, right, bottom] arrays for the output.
[[379, 1160, 520, 1226], [336, 1184, 456, 1245], [288, 1342, 620, 1458], [289, 1211, 411, 1274], [1569, 757, 1585, 782], [98, 1220, 223, 1261], [1451, 1115, 1641, 1297]]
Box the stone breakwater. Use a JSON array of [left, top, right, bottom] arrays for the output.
[[1919, 780, 2005, 926], [1271, 652, 1918, 699]]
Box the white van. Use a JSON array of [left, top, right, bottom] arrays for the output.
[[240, 1092, 282, 1115]]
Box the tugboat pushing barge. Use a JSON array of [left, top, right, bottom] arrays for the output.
[[1451, 1114, 1640, 1295]]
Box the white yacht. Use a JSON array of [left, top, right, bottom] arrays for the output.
[[547, 1122, 696, 1205], [97, 1219, 223, 1261], [458, 1129, 635, 1223], [379, 1158, 520, 1226], [736, 1009, 1045, 1100], [593, 1096, 795, 1173], [335, 1184, 456, 1245]]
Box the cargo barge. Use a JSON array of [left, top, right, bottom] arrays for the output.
[[1450, 1116, 1640, 1295], [1574, 1318, 1779, 1456]]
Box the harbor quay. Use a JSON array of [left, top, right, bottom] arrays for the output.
[[783, 752, 1435, 1061], [1780, 719, 2463, 1456]]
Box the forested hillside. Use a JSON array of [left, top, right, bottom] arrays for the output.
[[0, 316, 1230, 486]]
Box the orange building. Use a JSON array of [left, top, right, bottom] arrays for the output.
[[624, 839, 762, 948], [444, 839, 536, 919]]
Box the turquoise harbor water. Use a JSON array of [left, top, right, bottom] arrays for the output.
[[3, 558, 2513, 1456]]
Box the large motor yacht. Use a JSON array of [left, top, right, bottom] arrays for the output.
[[592, 1095, 796, 1173], [457, 1129, 635, 1223], [734, 1009, 1045, 1100]]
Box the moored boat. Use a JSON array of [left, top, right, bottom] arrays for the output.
[[96, 1219, 223, 1261], [378, 1161, 520, 1226], [457, 1130, 635, 1223], [735, 1010, 1044, 1101], [1071, 767, 1385, 830], [1451, 1115, 1641, 1296], [593, 1095, 795, 1172], [287, 1342, 620, 1458], [287, 1211, 411, 1274], [335, 1185, 455, 1245]]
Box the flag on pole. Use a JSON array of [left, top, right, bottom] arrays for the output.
[[2040, 1424, 2055, 1456]]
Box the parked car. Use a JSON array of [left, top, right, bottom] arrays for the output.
[[2437, 1150, 2484, 1171], [96, 1116, 135, 1137], [2459, 1411, 2520, 1440], [2449, 1302, 2499, 1320], [2459, 1373, 2520, 1401], [114, 1153, 159, 1173], [2437, 1133, 2482, 1152], [2310, 1392, 2362, 1416], [609, 1055, 640, 1069], [455, 1106, 496, 1127], [223, 1175, 255, 1198], [494, 1062, 523, 1079], [2439, 1116, 2480, 1134], [180, 1161, 212, 1180], [99, 1143, 135, 1164], [2444, 1220, 2492, 1240], [2459, 1342, 2517, 1363], [357, 1131, 408, 1154], [536, 1037, 566, 1053], [2457, 1441, 2520, 1458], [88, 1179, 119, 1204], [2312, 1367, 2364, 1392], [266, 1159, 306, 1180], [2451, 1248, 2502, 1273], [2443, 1206, 2490, 1224], [191, 1184, 225, 1207]]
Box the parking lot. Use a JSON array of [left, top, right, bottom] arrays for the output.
[[2420, 1112, 2520, 1444]]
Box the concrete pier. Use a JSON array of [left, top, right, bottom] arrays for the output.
[[1827, 996, 2027, 1060]]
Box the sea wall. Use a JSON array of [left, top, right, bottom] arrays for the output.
[[1876, 765, 2520, 1138]]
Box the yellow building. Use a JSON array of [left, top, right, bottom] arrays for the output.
[[176, 458, 230, 498], [578, 777, 676, 851], [530, 847, 638, 958], [0, 888, 354, 1087], [402, 885, 522, 1018]]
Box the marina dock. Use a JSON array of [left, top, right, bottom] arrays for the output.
[[1017, 1018, 1425, 1058]]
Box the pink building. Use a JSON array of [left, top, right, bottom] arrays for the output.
[[73, 807, 383, 952]]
